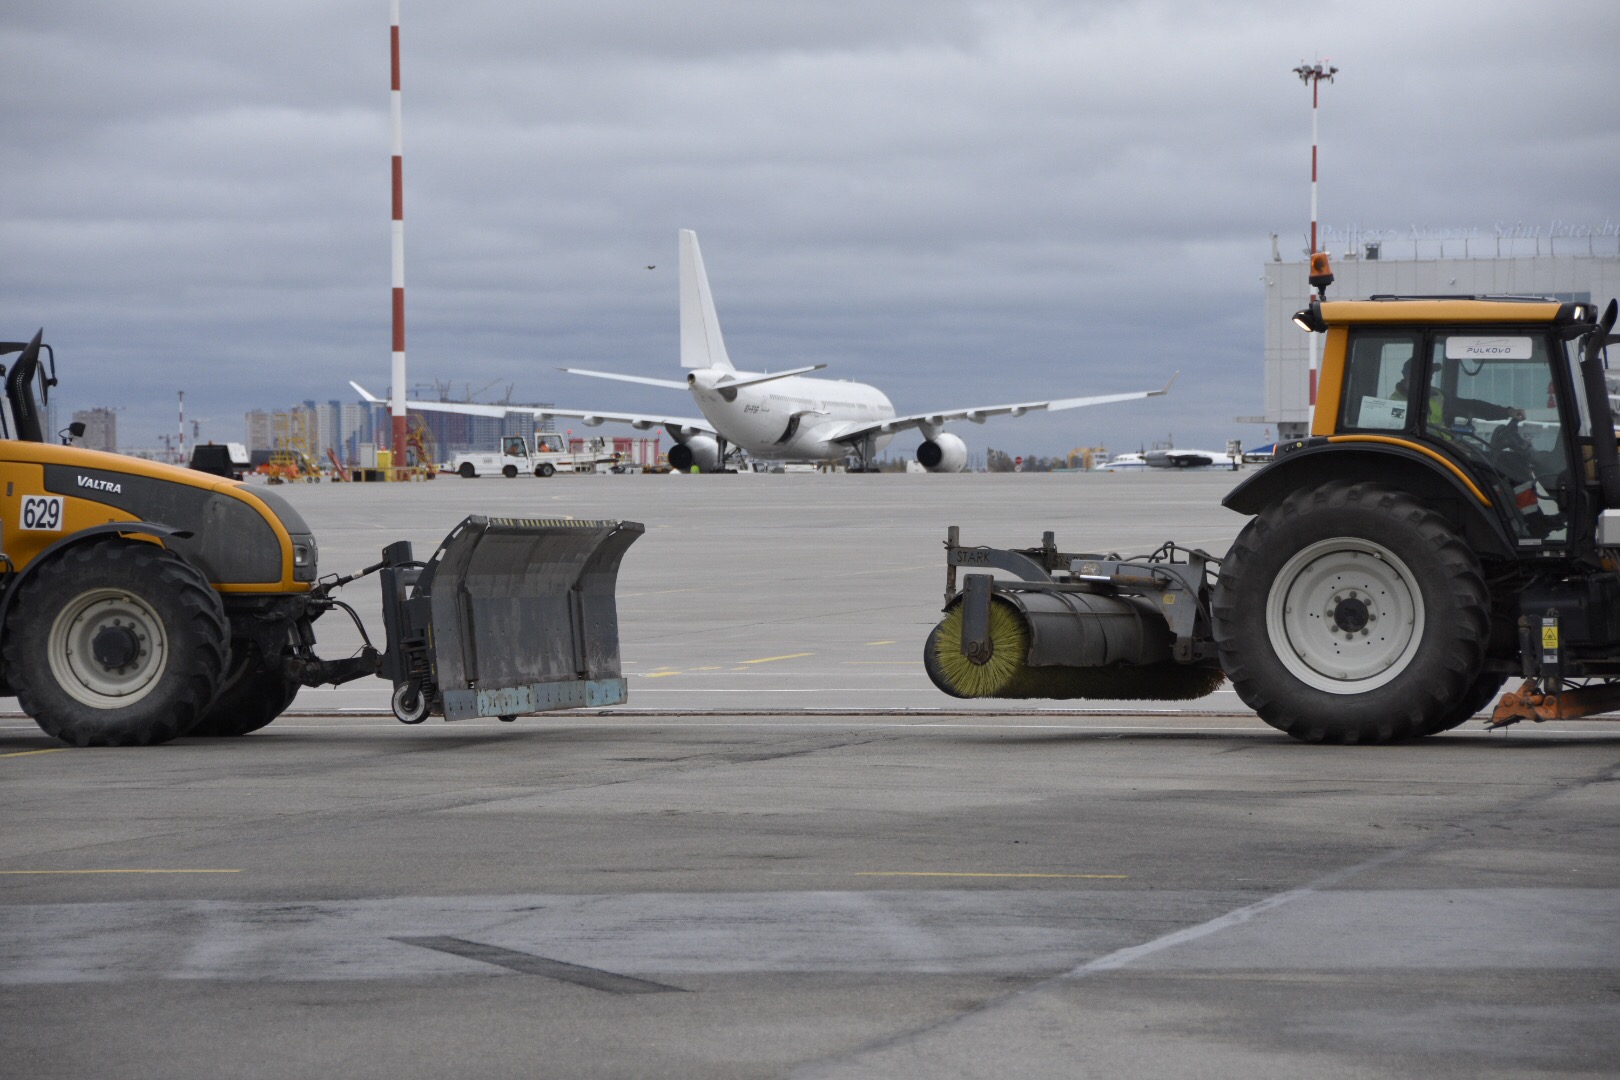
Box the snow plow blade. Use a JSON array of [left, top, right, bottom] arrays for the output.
[[379, 516, 644, 722]]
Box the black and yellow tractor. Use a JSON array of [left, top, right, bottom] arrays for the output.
[[0, 330, 640, 746], [924, 257, 1620, 742]]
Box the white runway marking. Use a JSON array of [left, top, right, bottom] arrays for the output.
[[5, 888, 1612, 985]]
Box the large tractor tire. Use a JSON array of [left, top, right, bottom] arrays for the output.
[[458, 462, 477, 478], [189, 639, 300, 737], [3, 540, 230, 746], [1212, 482, 1489, 743]]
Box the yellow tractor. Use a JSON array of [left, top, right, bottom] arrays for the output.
[[0, 330, 640, 746], [925, 258, 1620, 742]]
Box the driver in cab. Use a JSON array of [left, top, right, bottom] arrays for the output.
[[1395, 360, 1526, 431]]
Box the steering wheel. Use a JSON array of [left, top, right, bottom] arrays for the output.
[[1488, 414, 1534, 480]]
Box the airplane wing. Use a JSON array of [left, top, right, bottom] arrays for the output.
[[823, 374, 1177, 446], [559, 368, 690, 390], [347, 382, 717, 438]]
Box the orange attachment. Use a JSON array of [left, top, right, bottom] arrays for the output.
[[1487, 679, 1620, 728]]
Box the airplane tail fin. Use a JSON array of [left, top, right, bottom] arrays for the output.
[[679, 229, 734, 371]]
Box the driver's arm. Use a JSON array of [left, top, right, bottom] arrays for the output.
[[1456, 396, 1525, 422]]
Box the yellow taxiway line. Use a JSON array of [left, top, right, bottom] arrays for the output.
[[856, 871, 1127, 880], [0, 748, 68, 759]]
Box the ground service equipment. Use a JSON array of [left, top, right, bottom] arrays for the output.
[[925, 261, 1620, 742], [0, 330, 641, 746]]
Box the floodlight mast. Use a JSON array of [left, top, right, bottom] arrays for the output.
[[1294, 60, 1337, 406], [389, 0, 408, 477]]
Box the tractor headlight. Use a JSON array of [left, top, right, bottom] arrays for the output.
[[291, 537, 318, 582]]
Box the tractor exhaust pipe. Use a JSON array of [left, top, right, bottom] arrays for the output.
[[1580, 300, 1620, 510]]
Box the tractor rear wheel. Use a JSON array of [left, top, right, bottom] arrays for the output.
[[4, 540, 229, 746], [458, 462, 476, 478], [1212, 482, 1489, 743]]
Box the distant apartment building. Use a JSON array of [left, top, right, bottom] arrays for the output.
[[245, 409, 274, 451], [246, 394, 556, 466], [72, 407, 119, 453]]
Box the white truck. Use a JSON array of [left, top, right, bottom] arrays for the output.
[[449, 434, 618, 478]]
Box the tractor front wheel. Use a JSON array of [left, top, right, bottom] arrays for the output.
[[3, 540, 229, 746]]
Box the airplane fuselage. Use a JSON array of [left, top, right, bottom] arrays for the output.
[[688, 370, 896, 461]]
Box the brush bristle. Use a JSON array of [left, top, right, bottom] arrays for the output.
[[925, 604, 1225, 701]]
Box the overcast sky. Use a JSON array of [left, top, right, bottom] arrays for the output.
[[5, 0, 1617, 459]]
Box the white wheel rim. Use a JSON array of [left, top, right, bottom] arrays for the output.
[[393, 683, 428, 722], [47, 588, 169, 708], [1264, 537, 1424, 694]]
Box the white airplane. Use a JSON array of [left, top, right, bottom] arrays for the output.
[[1101, 447, 1242, 471], [1143, 447, 1241, 469], [352, 230, 1173, 472]]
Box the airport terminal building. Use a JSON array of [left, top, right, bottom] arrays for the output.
[[1255, 232, 1620, 441]]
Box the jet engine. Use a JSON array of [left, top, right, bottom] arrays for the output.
[[916, 433, 967, 473], [668, 436, 722, 473]]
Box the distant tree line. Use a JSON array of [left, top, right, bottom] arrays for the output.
[[986, 450, 1065, 472]]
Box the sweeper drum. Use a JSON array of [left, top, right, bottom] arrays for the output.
[[923, 527, 1226, 702], [377, 516, 643, 723]]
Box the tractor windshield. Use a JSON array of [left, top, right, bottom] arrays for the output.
[[1422, 332, 1569, 544]]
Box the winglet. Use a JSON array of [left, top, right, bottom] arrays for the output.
[[1150, 372, 1179, 397], [679, 229, 735, 372], [350, 380, 383, 404]]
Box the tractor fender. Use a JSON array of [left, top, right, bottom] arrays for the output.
[[0, 521, 194, 636], [1223, 441, 1516, 561]]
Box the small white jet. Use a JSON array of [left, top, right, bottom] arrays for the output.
[[352, 230, 1173, 472]]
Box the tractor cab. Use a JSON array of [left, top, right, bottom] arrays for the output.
[[1317, 301, 1594, 550], [1, 330, 56, 443], [1238, 263, 1613, 567]]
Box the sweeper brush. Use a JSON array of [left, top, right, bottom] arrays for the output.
[[923, 526, 1225, 704]]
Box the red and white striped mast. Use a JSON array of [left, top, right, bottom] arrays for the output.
[[1294, 60, 1337, 406], [389, 0, 409, 475]]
